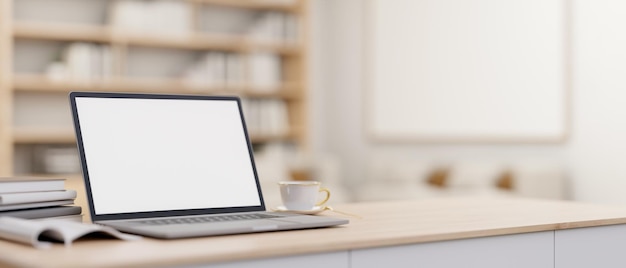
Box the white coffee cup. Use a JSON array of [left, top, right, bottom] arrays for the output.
[[278, 181, 330, 211]]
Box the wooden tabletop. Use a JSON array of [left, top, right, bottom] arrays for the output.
[[3, 196, 626, 267]]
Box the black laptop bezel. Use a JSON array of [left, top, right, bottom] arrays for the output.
[[69, 92, 267, 222]]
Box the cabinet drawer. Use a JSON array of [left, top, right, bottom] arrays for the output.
[[200, 251, 350, 268], [556, 224, 626, 268], [352, 231, 553, 268]]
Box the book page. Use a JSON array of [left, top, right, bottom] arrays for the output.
[[0, 217, 53, 249], [0, 217, 141, 249], [41, 219, 141, 246]]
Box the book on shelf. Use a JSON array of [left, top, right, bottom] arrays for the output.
[[0, 190, 77, 206], [205, 52, 227, 88], [0, 177, 65, 194], [0, 217, 141, 249], [265, 99, 289, 135], [226, 52, 245, 88], [248, 12, 299, 44], [284, 13, 299, 44], [183, 52, 223, 89], [241, 98, 289, 136], [0, 206, 81, 220], [248, 53, 282, 89], [183, 52, 247, 90]]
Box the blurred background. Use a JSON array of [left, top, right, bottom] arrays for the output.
[[1, 0, 626, 210]]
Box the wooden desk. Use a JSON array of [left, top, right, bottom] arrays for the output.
[[2, 197, 626, 268]]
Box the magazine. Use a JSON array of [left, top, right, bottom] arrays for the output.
[[0, 177, 65, 194], [0, 200, 74, 212], [0, 216, 141, 249], [0, 206, 81, 219], [0, 190, 77, 205]]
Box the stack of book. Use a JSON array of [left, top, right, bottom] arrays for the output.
[[182, 52, 282, 90], [45, 43, 113, 83], [182, 52, 245, 89], [0, 177, 82, 222], [33, 146, 81, 175], [247, 11, 299, 44], [241, 98, 289, 136]]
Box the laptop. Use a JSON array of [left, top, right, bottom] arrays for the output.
[[69, 92, 348, 239]]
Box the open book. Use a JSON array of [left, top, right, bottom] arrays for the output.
[[0, 217, 141, 249]]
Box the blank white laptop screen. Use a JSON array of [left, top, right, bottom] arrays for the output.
[[74, 97, 261, 215]]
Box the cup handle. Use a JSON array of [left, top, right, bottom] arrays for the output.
[[316, 187, 331, 206]]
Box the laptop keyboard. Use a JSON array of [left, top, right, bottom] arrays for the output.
[[137, 213, 281, 226]]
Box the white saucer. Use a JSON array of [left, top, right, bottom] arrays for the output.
[[272, 205, 327, 215]]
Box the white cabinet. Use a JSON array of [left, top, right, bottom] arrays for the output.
[[197, 251, 350, 268], [185, 224, 626, 268], [351, 231, 554, 268], [555, 224, 626, 268]]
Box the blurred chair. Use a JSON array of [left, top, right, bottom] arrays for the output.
[[508, 160, 567, 199], [354, 157, 567, 202]]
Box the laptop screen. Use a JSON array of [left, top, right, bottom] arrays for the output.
[[71, 93, 264, 220]]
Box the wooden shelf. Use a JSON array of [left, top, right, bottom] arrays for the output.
[[12, 126, 297, 145], [13, 22, 300, 55], [13, 127, 76, 144], [250, 131, 298, 143], [13, 22, 110, 43], [12, 74, 302, 99]]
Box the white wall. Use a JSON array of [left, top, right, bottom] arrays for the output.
[[310, 0, 626, 205], [567, 0, 626, 203], [310, 0, 368, 191]]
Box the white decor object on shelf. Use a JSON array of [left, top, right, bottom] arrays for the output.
[[109, 0, 192, 36]]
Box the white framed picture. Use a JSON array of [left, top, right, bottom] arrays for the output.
[[365, 0, 568, 143]]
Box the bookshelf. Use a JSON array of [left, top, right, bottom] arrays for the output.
[[0, 0, 309, 176]]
